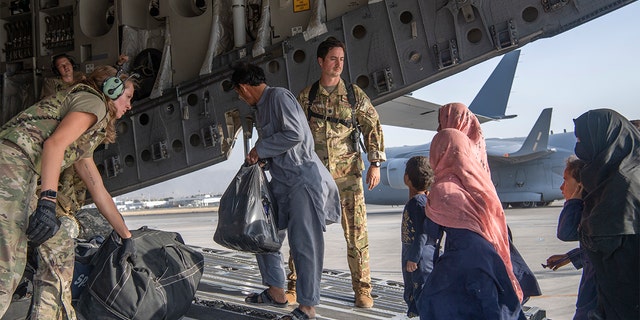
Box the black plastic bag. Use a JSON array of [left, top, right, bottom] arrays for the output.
[[214, 163, 281, 253], [76, 227, 204, 320]]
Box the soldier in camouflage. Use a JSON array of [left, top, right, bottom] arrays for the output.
[[41, 53, 127, 100], [33, 52, 106, 318], [289, 37, 386, 308], [0, 66, 136, 319], [28, 53, 126, 319], [40, 54, 85, 99]]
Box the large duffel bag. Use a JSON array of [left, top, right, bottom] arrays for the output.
[[76, 227, 204, 320], [72, 235, 104, 301]]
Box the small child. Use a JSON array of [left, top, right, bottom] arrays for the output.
[[401, 156, 437, 318], [544, 155, 596, 320]]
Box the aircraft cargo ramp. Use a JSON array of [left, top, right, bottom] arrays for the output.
[[1, 243, 547, 320], [183, 246, 546, 320]]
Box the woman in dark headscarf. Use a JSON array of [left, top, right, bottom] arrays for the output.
[[573, 108, 639, 320]]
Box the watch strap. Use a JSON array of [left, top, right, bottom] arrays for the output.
[[40, 189, 57, 199]]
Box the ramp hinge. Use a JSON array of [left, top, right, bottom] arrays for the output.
[[151, 141, 169, 161], [542, 0, 570, 12], [103, 155, 122, 178], [201, 124, 219, 149], [370, 67, 394, 94], [490, 19, 518, 50], [433, 40, 460, 70], [200, 91, 210, 117]]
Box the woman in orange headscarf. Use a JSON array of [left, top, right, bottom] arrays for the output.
[[418, 128, 524, 319], [438, 102, 541, 301], [438, 102, 489, 172]]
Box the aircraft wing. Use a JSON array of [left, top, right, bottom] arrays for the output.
[[376, 50, 521, 131], [376, 95, 441, 130], [376, 91, 512, 130]]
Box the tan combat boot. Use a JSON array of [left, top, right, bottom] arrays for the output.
[[355, 289, 373, 308], [285, 279, 297, 304]]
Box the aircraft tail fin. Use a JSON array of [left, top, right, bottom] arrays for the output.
[[512, 107, 552, 155], [470, 50, 520, 122], [492, 108, 554, 163]]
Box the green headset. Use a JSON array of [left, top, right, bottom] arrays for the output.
[[102, 72, 138, 100]]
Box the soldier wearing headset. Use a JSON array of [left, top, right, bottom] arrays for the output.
[[0, 65, 137, 319], [41, 53, 128, 99]]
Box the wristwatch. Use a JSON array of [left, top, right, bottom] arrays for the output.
[[370, 161, 381, 168], [40, 189, 57, 199]]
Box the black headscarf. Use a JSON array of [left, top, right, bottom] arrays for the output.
[[574, 109, 640, 236]]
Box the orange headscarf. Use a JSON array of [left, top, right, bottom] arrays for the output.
[[426, 128, 523, 301], [438, 103, 489, 173]]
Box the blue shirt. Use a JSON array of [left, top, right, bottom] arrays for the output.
[[556, 198, 597, 320], [254, 86, 341, 229], [557, 199, 591, 270], [402, 193, 436, 262]]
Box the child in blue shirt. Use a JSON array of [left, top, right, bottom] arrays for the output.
[[544, 155, 596, 320], [401, 156, 437, 318]]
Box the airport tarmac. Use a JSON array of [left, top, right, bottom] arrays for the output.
[[124, 202, 579, 320]]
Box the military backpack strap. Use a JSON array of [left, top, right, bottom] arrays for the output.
[[347, 83, 358, 129], [306, 80, 365, 153], [306, 81, 320, 122], [307, 79, 356, 111], [346, 82, 356, 110], [306, 80, 353, 127]]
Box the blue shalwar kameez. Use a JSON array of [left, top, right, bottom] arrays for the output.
[[252, 86, 341, 307], [401, 193, 435, 317], [556, 198, 597, 320], [418, 228, 526, 320]]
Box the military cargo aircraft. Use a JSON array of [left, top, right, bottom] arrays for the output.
[[0, 0, 634, 198], [0, 1, 635, 319], [363, 49, 576, 208], [365, 107, 576, 208]]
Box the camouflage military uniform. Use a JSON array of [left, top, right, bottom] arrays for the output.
[[0, 84, 108, 318], [40, 71, 84, 99], [29, 214, 79, 320], [295, 79, 386, 295], [30, 167, 87, 320]]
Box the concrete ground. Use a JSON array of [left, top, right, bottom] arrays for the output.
[[124, 202, 579, 320]]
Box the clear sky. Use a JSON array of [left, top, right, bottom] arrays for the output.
[[123, 2, 640, 199]]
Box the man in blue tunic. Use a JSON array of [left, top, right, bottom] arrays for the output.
[[231, 62, 341, 320]]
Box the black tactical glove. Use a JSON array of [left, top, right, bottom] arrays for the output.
[[119, 237, 137, 266], [26, 199, 61, 246]]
